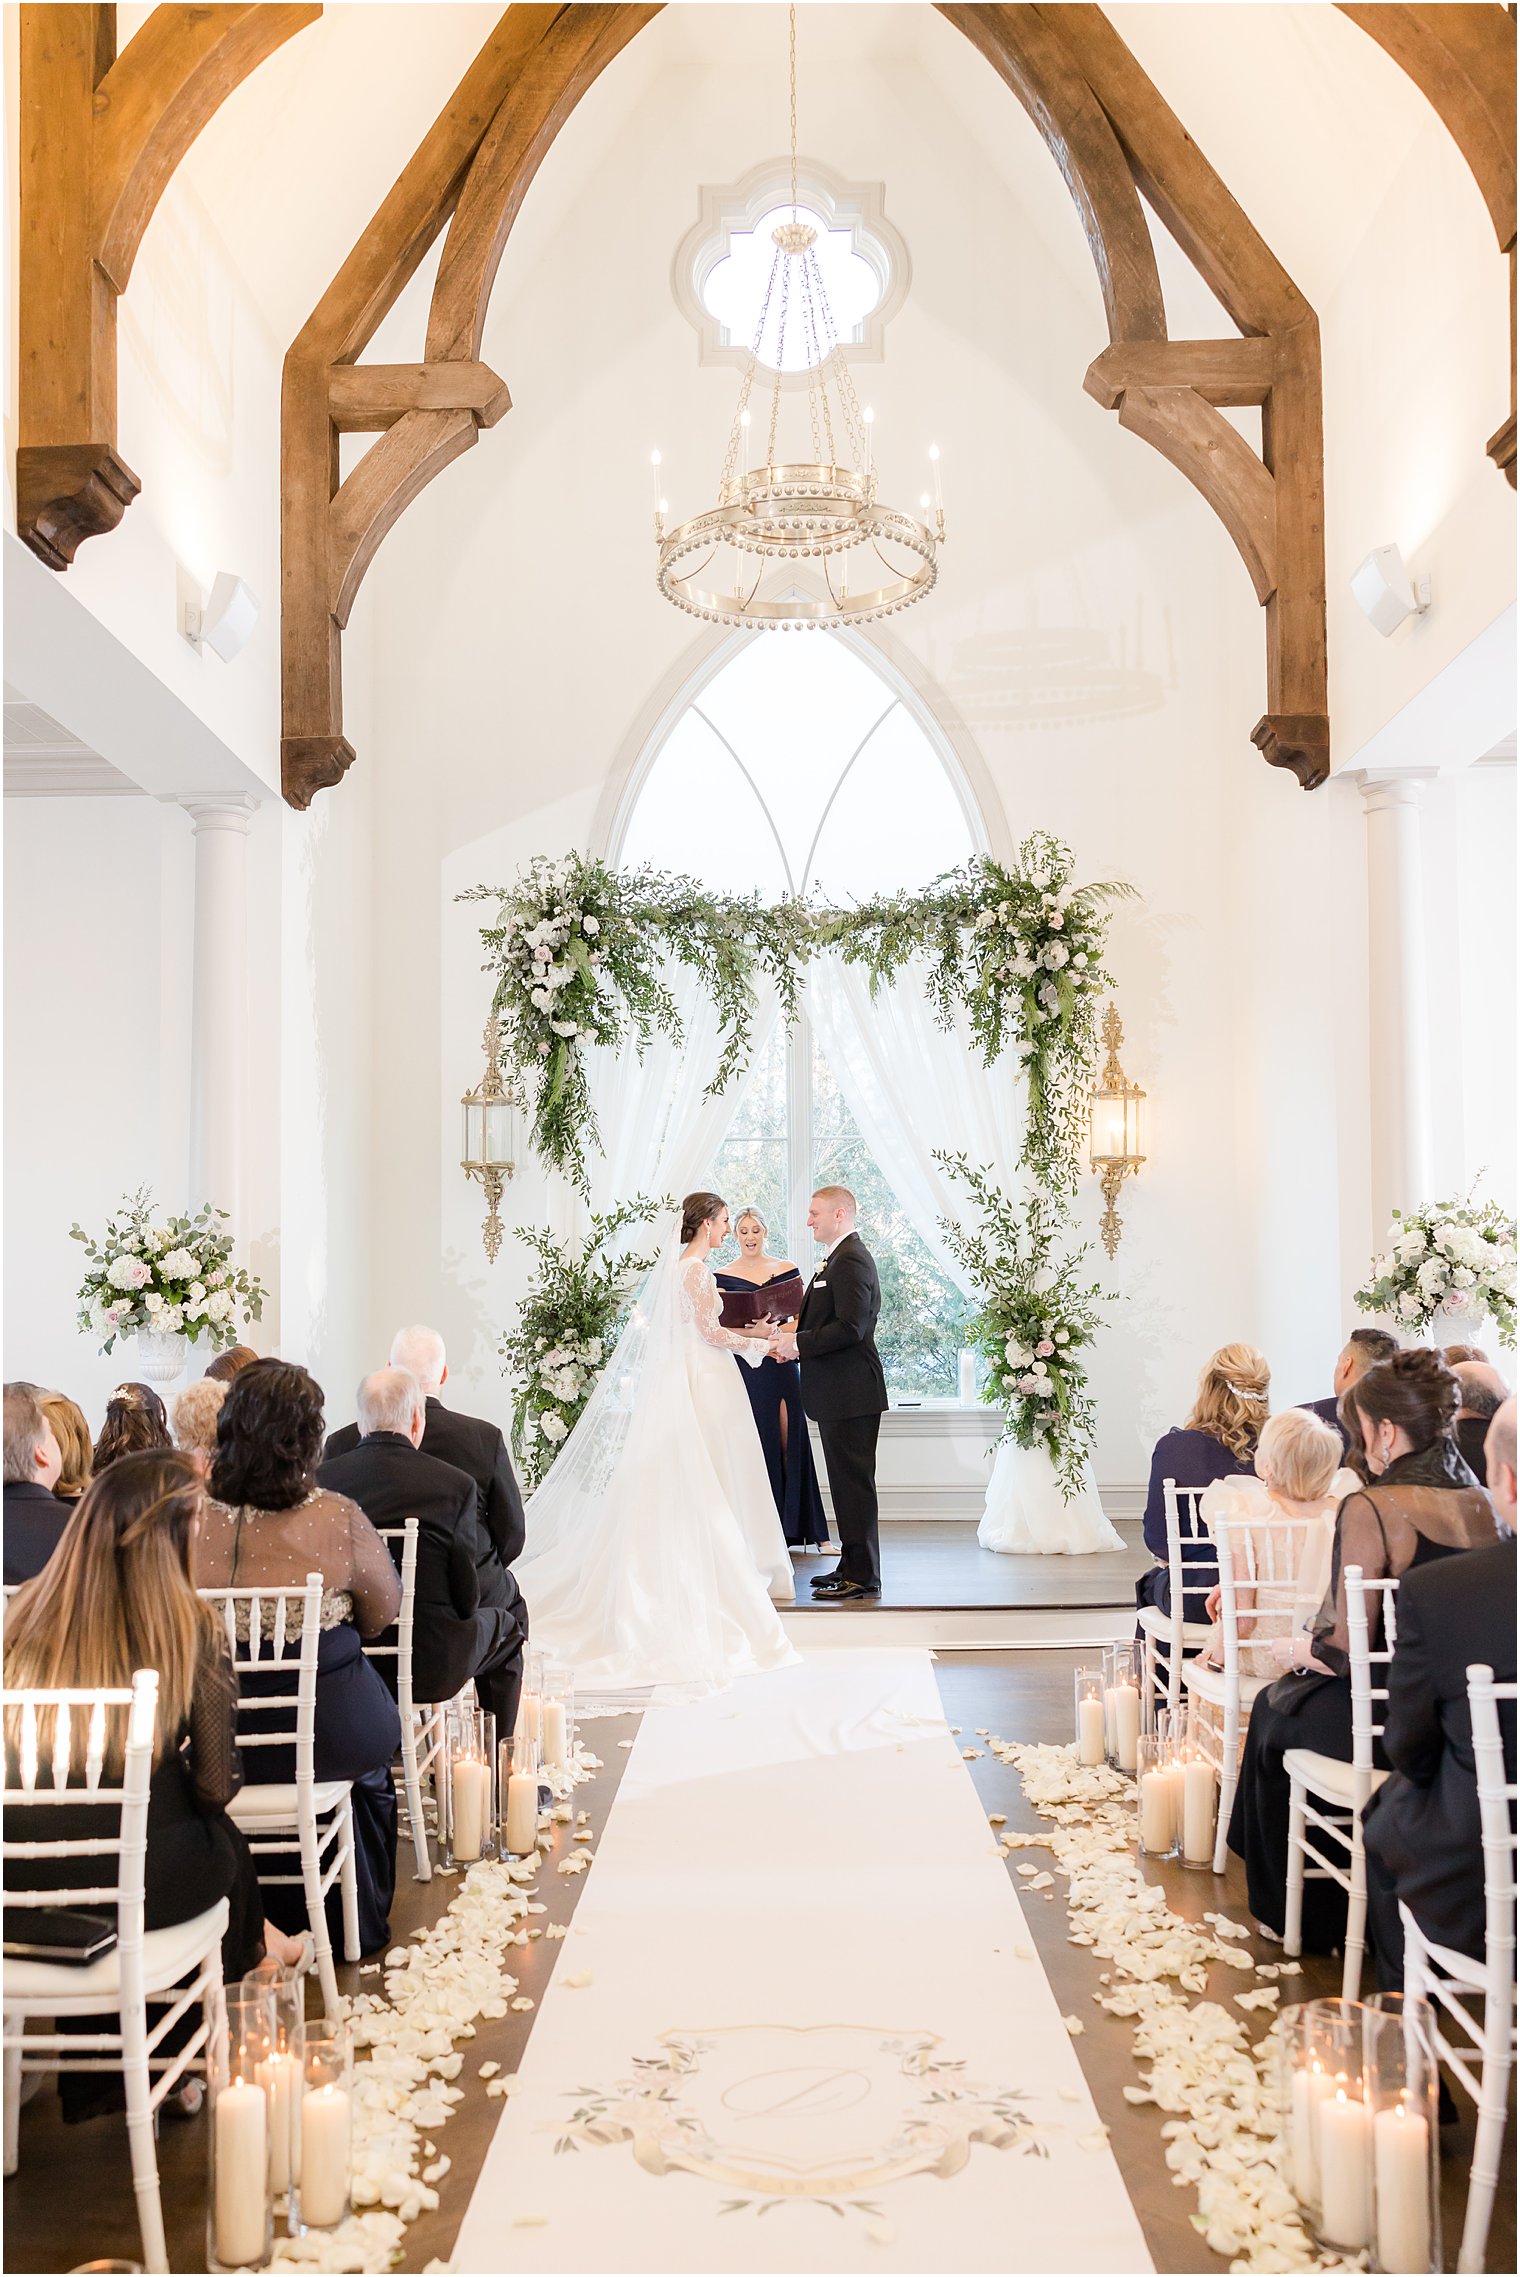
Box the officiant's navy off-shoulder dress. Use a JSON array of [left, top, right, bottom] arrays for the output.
[[715, 1271, 829, 1548]]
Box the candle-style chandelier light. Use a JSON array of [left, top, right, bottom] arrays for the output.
[[652, 5, 944, 630]]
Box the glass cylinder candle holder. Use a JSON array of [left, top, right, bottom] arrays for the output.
[[1364, 1995, 1440, 2275], [499, 1729, 543, 1856], [539, 1660, 576, 1778], [241, 1961, 303, 2217], [293, 2022, 353, 2235], [208, 1988, 276, 2272], [1074, 1666, 1107, 1767], [445, 1702, 496, 1867], [1136, 1731, 1179, 1858], [1174, 1701, 1217, 1868], [1286, 1997, 1371, 2250], [1104, 1642, 1143, 1773]]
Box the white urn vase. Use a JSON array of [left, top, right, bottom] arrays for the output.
[[132, 1327, 190, 1384]]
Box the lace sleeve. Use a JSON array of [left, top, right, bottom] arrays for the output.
[[345, 1501, 404, 1638], [681, 1258, 767, 1364], [184, 1631, 242, 1813]]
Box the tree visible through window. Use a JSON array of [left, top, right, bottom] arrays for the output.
[[616, 633, 982, 1403]]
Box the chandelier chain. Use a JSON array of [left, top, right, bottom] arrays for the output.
[[788, 2, 798, 221]]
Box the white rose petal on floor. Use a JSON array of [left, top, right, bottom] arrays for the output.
[[453, 1649, 1151, 2273]]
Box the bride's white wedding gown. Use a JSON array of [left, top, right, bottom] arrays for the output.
[[512, 1235, 797, 1697]]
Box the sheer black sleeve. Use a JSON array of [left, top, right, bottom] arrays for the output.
[[184, 1632, 242, 1814]]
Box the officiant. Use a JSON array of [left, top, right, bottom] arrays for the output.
[[716, 1209, 829, 1550]]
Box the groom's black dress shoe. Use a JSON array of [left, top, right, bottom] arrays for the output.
[[811, 1574, 880, 1599]]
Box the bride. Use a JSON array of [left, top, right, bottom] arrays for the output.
[[512, 1190, 798, 1696]]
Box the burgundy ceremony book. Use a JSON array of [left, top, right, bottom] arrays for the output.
[[718, 1272, 806, 1330]]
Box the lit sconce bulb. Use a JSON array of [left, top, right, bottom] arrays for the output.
[[658, 498, 669, 517], [920, 492, 932, 513], [739, 410, 751, 428], [929, 442, 944, 515]]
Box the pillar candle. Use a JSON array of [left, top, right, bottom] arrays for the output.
[[505, 1768, 539, 1855], [1289, 2062, 1332, 2205], [257, 2049, 297, 2196], [1318, 2089, 1372, 2250], [542, 1699, 569, 1771], [1138, 1768, 1173, 1852], [1162, 1759, 1188, 1846], [1374, 2101, 1431, 2272], [1112, 1682, 1141, 1772], [214, 2077, 268, 2268], [451, 1758, 491, 1863], [517, 1692, 541, 1748], [1077, 1695, 1106, 1766], [1182, 1759, 1216, 1863], [299, 2083, 352, 2229]]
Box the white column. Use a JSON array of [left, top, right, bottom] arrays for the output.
[[182, 797, 258, 1222], [1356, 770, 1436, 1227]]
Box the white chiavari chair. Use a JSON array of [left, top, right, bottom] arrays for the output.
[[1283, 1565, 1398, 1998], [364, 1520, 446, 1882], [2, 1669, 228, 2275], [199, 1572, 356, 2020], [1182, 1508, 1328, 1874], [1136, 1480, 1213, 1723], [1402, 1662, 1518, 2273]]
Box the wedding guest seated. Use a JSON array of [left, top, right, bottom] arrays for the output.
[[204, 1344, 260, 1384], [1443, 1342, 1492, 1367], [3, 1450, 309, 2122], [198, 1360, 402, 1955], [1363, 1396, 1517, 1990], [170, 1376, 227, 1475], [1301, 1326, 1398, 1446], [319, 1368, 525, 1729], [40, 1393, 92, 1506], [1227, 1347, 1501, 1948], [1197, 1408, 1357, 1675], [1136, 1344, 1271, 1621], [92, 1381, 171, 1473], [3, 1383, 66, 1584], [1451, 1360, 1509, 1483], [326, 1323, 528, 1646]]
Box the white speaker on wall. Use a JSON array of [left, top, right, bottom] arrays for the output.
[[183, 572, 260, 662], [1350, 544, 1431, 637]]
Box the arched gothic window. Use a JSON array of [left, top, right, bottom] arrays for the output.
[[615, 633, 984, 1402]]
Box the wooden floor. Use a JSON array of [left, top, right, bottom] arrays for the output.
[[793, 1517, 1150, 1609], [5, 1651, 1512, 2275]]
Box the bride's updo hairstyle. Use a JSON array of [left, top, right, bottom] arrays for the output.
[[680, 1191, 727, 1244], [1185, 1342, 1270, 1462], [1339, 1346, 1459, 1473]]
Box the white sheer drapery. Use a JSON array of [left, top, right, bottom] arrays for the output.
[[582, 964, 779, 1213], [806, 952, 1121, 1554]]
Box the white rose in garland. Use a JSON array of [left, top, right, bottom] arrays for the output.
[[1354, 1187, 1515, 1348], [71, 1188, 267, 1355]]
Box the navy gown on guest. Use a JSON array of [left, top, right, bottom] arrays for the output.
[[715, 1270, 829, 1547], [1135, 1425, 1256, 1621]]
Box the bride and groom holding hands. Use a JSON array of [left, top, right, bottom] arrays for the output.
[[514, 1184, 888, 1696]]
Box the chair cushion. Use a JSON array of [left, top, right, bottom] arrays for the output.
[[230, 1780, 351, 1826], [1284, 1748, 1390, 1806], [1181, 1663, 1271, 1707], [3, 1899, 229, 2007], [1136, 1607, 1212, 1642]]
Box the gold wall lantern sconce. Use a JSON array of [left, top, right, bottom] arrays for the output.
[[461, 1014, 519, 1263], [1089, 1001, 1146, 1260]]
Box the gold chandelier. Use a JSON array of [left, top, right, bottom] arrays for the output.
[[652, 5, 944, 631]]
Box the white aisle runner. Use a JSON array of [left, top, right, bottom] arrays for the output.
[[455, 1649, 1152, 2273]]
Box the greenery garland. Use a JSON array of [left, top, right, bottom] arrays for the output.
[[936, 1153, 1111, 1498], [464, 834, 1130, 1198], [498, 1196, 663, 1489]]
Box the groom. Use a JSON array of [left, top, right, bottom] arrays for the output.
[[771, 1186, 888, 1600]]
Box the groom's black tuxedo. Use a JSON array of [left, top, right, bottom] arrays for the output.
[[797, 1232, 888, 1589]]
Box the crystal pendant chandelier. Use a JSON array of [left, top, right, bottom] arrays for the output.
[[652, 5, 944, 630]]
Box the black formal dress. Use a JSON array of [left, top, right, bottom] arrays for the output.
[[1227, 1439, 1499, 1947], [198, 1491, 403, 1956], [3, 1479, 69, 1584], [1303, 1394, 1352, 1450], [714, 1271, 828, 1548], [4, 1631, 266, 2122], [1134, 1428, 1256, 1620], [795, 1234, 888, 1590], [318, 1431, 524, 1729], [1362, 1534, 1517, 1987], [1456, 1413, 1492, 1483]]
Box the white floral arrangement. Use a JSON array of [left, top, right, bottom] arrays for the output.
[[70, 1187, 267, 1354], [1354, 1189, 1516, 1349]]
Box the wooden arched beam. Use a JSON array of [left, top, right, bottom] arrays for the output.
[[1337, 2, 1516, 486], [17, 2, 320, 568], [939, 2, 1328, 787], [281, 4, 657, 807]]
